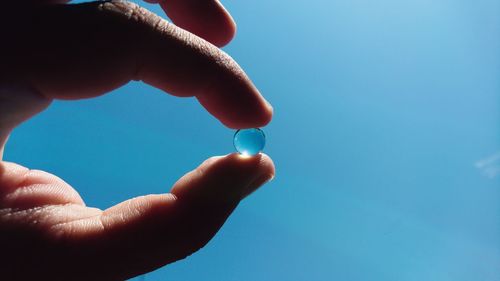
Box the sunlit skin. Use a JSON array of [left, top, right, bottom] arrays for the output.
[[0, 1, 275, 280]]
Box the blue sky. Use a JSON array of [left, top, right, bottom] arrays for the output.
[[5, 0, 500, 280]]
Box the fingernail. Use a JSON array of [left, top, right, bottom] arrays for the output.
[[241, 173, 274, 199], [0, 132, 10, 161]]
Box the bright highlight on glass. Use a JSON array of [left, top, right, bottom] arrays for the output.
[[233, 128, 266, 156]]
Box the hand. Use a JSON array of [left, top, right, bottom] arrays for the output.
[[0, 1, 275, 280]]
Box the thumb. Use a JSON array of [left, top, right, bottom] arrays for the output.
[[0, 83, 52, 160], [62, 153, 275, 279]]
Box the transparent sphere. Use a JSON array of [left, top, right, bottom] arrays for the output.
[[233, 128, 266, 156]]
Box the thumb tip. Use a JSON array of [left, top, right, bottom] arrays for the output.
[[171, 153, 275, 202]]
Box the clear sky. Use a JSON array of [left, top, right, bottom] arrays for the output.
[[5, 0, 500, 280]]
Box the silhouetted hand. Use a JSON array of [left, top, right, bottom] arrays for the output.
[[0, 1, 274, 279]]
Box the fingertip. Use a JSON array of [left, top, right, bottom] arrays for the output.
[[208, 153, 275, 178], [228, 152, 275, 177], [171, 153, 275, 202], [260, 101, 274, 127], [259, 153, 276, 178], [221, 105, 273, 129], [229, 153, 275, 199], [198, 83, 273, 129], [211, 1, 237, 47]]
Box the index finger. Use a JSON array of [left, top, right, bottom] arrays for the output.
[[2, 1, 272, 129]]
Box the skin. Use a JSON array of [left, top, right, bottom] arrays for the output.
[[0, 0, 275, 280]]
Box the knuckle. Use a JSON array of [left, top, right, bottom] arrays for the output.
[[98, 0, 141, 17], [100, 0, 143, 20], [98, 0, 170, 32]]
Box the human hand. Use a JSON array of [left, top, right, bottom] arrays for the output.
[[0, 1, 274, 279]]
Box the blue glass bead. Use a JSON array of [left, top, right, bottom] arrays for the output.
[[233, 128, 266, 156]]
